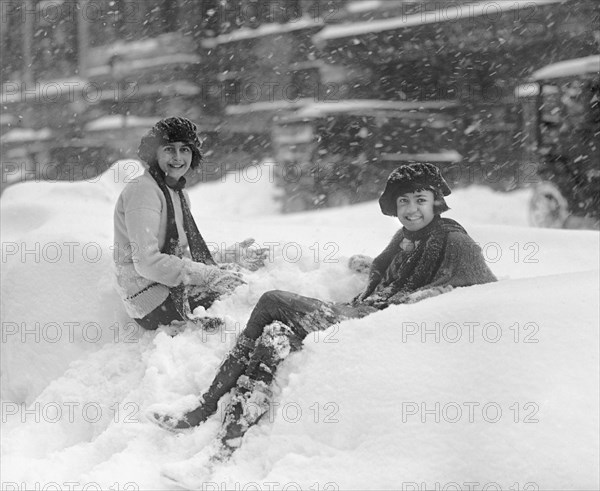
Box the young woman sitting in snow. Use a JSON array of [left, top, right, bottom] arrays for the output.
[[149, 162, 497, 462], [113, 117, 265, 331]]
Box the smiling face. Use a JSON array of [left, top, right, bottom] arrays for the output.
[[396, 189, 436, 231], [156, 142, 192, 180]]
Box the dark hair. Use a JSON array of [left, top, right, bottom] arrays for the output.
[[137, 117, 202, 169], [434, 196, 450, 214]]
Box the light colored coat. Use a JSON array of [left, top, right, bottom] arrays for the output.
[[113, 170, 193, 318]]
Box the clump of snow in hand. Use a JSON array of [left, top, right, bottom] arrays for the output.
[[1, 160, 598, 489]]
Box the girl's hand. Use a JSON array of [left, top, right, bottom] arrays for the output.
[[387, 292, 410, 305], [351, 291, 369, 305], [183, 261, 245, 292], [212, 270, 246, 294], [360, 294, 389, 310], [221, 238, 269, 271]]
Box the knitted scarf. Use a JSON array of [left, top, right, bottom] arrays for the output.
[[373, 216, 467, 298], [149, 165, 216, 318]]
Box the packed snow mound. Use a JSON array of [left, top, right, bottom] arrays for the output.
[[2, 271, 598, 489], [1, 162, 599, 489], [201, 270, 600, 490]]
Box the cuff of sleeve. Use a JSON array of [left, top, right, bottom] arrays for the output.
[[180, 257, 213, 286]]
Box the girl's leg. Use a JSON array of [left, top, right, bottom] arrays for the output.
[[213, 300, 372, 456], [135, 292, 224, 332], [153, 332, 256, 430], [177, 291, 326, 428], [134, 295, 182, 330], [152, 290, 351, 431], [213, 322, 301, 461], [244, 290, 345, 339]]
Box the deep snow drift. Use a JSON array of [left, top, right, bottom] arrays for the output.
[[1, 161, 598, 490]]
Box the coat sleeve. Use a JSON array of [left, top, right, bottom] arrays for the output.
[[121, 182, 188, 287]]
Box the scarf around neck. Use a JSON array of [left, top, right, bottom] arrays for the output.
[[148, 165, 216, 318], [380, 216, 466, 296]]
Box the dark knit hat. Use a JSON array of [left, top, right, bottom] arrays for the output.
[[379, 163, 451, 216], [138, 117, 202, 168]]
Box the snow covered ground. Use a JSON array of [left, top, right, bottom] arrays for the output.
[[1, 161, 598, 490]]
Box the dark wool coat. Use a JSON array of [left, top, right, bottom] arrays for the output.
[[362, 216, 497, 306]]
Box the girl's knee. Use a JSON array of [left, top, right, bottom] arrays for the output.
[[258, 290, 287, 305]]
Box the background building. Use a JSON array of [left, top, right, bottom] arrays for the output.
[[1, 0, 598, 217]]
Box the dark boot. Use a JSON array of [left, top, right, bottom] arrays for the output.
[[149, 333, 256, 431], [212, 374, 273, 462], [210, 321, 297, 460]]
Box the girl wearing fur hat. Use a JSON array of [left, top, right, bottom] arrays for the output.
[[355, 162, 497, 308], [149, 162, 496, 464], [113, 117, 264, 331]]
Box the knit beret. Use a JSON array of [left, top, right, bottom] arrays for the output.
[[379, 163, 451, 216], [138, 117, 202, 168]]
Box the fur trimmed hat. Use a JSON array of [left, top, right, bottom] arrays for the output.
[[138, 117, 202, 168], [379, 163, 451, 216]]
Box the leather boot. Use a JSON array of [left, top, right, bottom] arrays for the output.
[[212, 375, 273, 462], [210, 321, 295, 460]]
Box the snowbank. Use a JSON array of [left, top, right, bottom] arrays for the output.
[[1, 162, 598, 489]]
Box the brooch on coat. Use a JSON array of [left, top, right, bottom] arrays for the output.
[[399, 238, 420, 252]]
